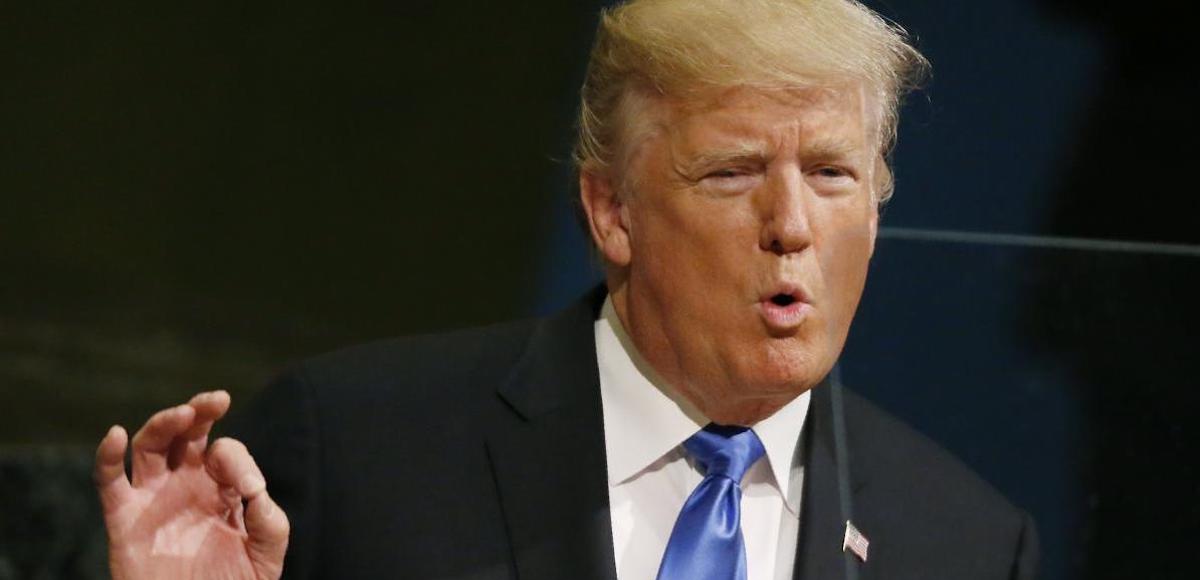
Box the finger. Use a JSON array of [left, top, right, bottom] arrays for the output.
[[204, 437, 267, 498], [205, 438, 288, 574], [130, 404, 196, 485], [183, 390, 231, 440], [169, 390, 232, 467], [93, 425, 132, 510], [245, 491, 290, 572]]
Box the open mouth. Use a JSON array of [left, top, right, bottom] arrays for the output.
[[758, 288, 811, 330], [769, 293, 797, 307]]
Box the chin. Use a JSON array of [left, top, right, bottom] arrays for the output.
[[726, 366, 818, 405], [744, 341, 830, 390], [749, 373, 819, 398]]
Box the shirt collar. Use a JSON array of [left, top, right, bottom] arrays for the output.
[[753, 384, 810, 514], [595, 297, 810, 512]]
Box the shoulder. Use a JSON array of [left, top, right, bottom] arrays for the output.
[[840, 388, 1038, 577], [250, 317, 547, 432], [277, 317, 543, 415], [302, 317, 539, 386], [843, 388, 1017, 516]]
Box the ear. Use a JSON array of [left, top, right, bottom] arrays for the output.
[[867, 201, 879, 258], [867, 156, 889, 258], [579, 168, 632, 267]]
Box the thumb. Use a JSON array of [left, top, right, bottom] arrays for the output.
[[244, 490, 290, 578]]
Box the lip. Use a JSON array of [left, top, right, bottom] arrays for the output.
[[756, 285, 813, 332]]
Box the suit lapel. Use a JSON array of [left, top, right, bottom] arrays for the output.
[[794, 381, 871, 580], [487, 288, 618, 580]]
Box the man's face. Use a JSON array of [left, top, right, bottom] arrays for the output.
[[585, 85, 880, 424]]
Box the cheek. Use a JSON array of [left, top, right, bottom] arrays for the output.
[[628, 200, 763, 366], [633, 196, 758, 288], [816, 212, 875, 319]]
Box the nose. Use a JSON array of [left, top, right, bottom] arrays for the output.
[[758, 167, 813, 255]]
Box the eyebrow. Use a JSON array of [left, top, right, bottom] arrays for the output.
[[676, 142, 770, 174], [803, 137, 862, 160], [672, 132, 868, 179]]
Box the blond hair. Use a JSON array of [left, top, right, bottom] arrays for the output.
[[574, 0, 929, 203]]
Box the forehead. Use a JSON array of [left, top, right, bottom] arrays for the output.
[[661, 85, 873, 153]]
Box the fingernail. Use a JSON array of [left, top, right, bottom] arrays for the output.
[[240, 475, 265, 495]]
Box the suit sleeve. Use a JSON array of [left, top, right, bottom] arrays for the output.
[[1009, 510, 1040, 580], [224, 367, 323, 580]]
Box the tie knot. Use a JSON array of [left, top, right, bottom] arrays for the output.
[[683, 424, 765, 483]]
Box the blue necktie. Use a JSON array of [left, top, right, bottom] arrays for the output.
[[656, 424, 766, 580]]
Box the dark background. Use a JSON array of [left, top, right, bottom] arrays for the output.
[[2, 1, 1197, 578]]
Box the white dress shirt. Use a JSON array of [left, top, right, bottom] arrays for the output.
[[595, 298, 811, 580]]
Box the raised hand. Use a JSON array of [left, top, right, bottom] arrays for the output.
[[94, 391, 290, 580]]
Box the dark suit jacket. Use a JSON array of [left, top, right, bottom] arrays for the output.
[[232, 288, 1039, 579]]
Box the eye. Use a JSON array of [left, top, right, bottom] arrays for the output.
[[706, 168, 746, 179], [803, 164, 861, 196], [700, 168, 760, 194], [813, 166, 851, 179]]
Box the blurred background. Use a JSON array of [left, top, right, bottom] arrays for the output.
[[2, 1, 1197, 578]]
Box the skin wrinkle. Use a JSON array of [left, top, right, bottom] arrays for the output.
[[619, 84, 886, 202], [585, 83, 880, 426]]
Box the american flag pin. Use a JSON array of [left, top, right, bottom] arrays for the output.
[[842, 520, 869, 562]]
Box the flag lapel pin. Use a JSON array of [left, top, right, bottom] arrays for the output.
[[842, 520, 869, 562]]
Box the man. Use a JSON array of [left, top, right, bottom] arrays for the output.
[[94, 0, 1039, 578]]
